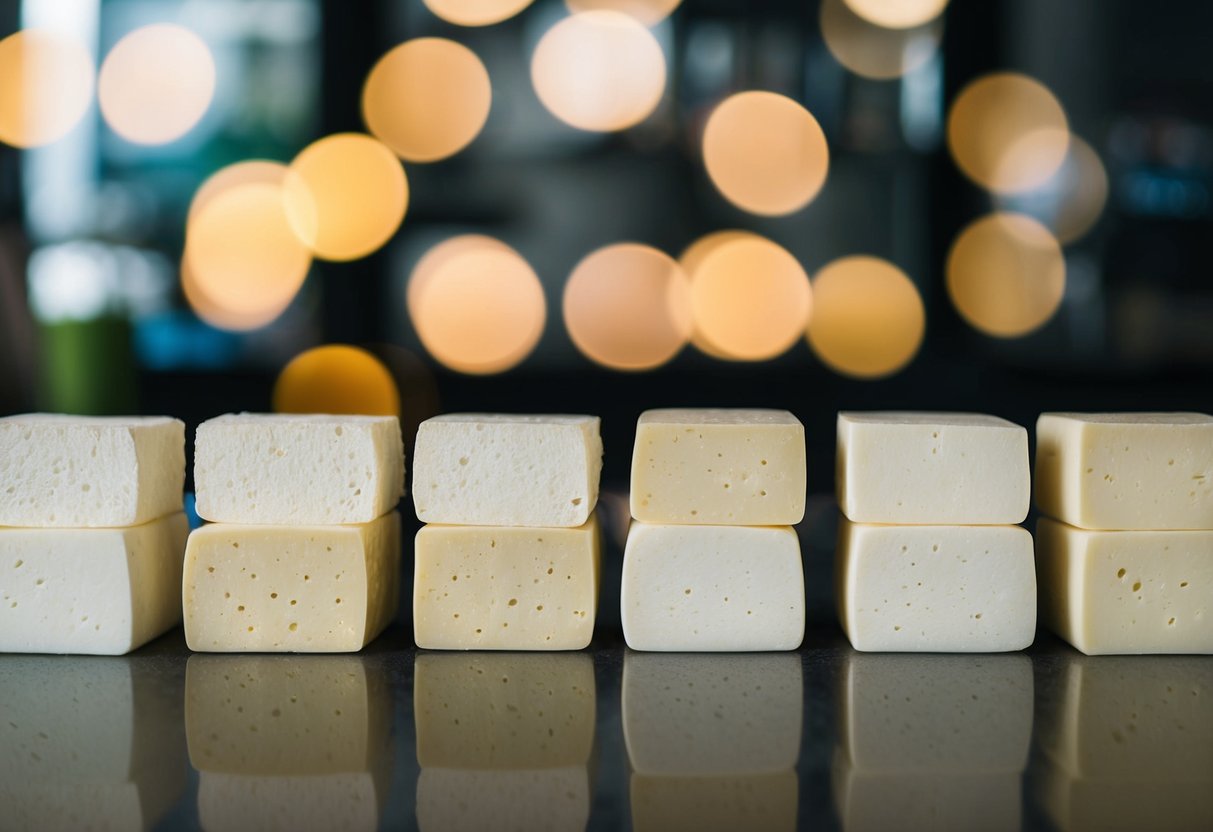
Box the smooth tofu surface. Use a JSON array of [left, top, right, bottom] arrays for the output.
[[0, 514, 188, 655], [182, 513, 400, 653], [630, 408, 806, 525], [621, 523, 805, 652], [836, 519, 1036, 653], [631, 772, 798, 832], [198, 772, 386, 832], [412, 413, 602, 527], [194, 413, 404, 525], [412, 519, 600, 650], [836, 411, 1029, 525], [1036, 519, 1213, 654], [0, 414, 184, 528], [1035, 412, 1213, 530], [417, 768, 592, 832]]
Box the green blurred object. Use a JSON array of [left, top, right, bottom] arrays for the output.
[[39, 317, 138, 415]]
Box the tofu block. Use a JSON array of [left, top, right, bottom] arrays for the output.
[[1035, 412, 1213, 530], [198, 772, 387, 832], [414, 653, 595, 769], [0, 514, 188, 654], [1034, 758, 1213, 832], [836, 519, 1036, 652], [621, 523, 805, 652], [194, 413, 404, 525], [412, 413, 602, 527], [1036, 519, 1213, 654], [182, 513, 400, 653], [0, 414, 184, 528], [630, 409, 806, 525], [413, 519, 600, 650], [417, 768, 592, 832], [631, 772, 798, 832], [622, 653, 802, 775], [836, 411, 1029, 525]]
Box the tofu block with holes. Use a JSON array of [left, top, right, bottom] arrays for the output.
[[836, 412, 1029, 525], [621, 523, 805, 652], [0, 414, 184, 528], [182, 513, 400, 653], [0, 514, 188, 654], [417, 768, 592, 832], [631, 772, 799, 832], [412, 414, 602, 527], [630, 409, 806, 525], [412, 519, 600, 650], [193, 413, 404, 525], [1035, 412, 1213, 530], [835, 519, 1036, 652], [1035, 519, 1213, 654]]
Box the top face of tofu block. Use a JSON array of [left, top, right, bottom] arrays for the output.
[[638, 408, 803, 427], [412, 413, 602, 527], [0, 414, 185, 528], [836, 411, 1030, 525], [194, 413, 405, 525]]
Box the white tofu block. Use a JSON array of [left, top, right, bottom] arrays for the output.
[[414, 653, 595, 769], [1035, 412, 1213, 530], [622, 523, 805, 652], [836, 412, 1029, 525], [1036, 519, 1213, 654], [836, 519, 1036, 652], [182, 513, 400, 653], [1034, 758, 1213, 832], [417, 768, 592, 832], [622, 653, 801, 775], [0, 414, 184, 528], [194, 413, 404, 525], [412, 413, 602, 527], [630, 409, 806, 525], [631, 772, 798, 832], [0, 514, 188, 654], [198, 772, 387, 832], [412, 519, 600, 650]]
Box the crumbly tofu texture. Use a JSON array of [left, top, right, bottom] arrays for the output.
[[1035, 412, 1213, 530], [194, 413, 405, 525], [630, 408, 806, 525], [412, 413, 602, 527], [182, 513, 400, 653], [0, 414, 184, 528], [836, 411, 1030, 525]]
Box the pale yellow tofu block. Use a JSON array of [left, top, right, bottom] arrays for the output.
[[630, 409, 806, 525], [197, 771, 388, 832], [412, 519, 600, 650], [1035, 412, 1213, 530], [1036, 519, 1213, 654], [182, 513, 400, 653], [417, 768, 592, 832], [631, 771, 798, 832]]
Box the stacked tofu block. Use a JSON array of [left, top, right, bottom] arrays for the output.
[[411, 414, 603, 650], [0, 415, 188, 655], [1034, 413, 1213, 654], [835, 412, 1036, 652], [622, 409, 807, 651], [183, 413, 404, 652]]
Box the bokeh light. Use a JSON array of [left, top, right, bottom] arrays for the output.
[[564, 0, 682, 26], [806, 256, 925, 378], [423, 0, 534, 26], [362, 38, 491, 163], [531, 11, 666, 132], [948, 72, 1070, 194], [409, 235, 546, 375], [0, 29, 94, 149], [997, 134, 1108, 245], [273, 345, 400, 417], [98, 23, 215, 146], [946, 212, 1066, 338], [283, 133, 409, 262], [690, 234, 813, 361], [563, 243, 691, 371], [678, 230, 759, 358], [701, 91, 829, 216], [820, 0, 942, 80], [844, 0, 949, 29], [187, 160, 287, 224]]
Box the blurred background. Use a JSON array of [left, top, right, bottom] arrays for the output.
[[1, 0, 1212, 490]]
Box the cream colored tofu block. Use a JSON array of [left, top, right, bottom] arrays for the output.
[[0, 514, 188, 654], [198, 772, 387, 832], [1035, 412, 1213, 530], [836, 411, 1029, 525], [194, 413, 404, 525], [0, 414, 184, 528], [182, 513, 400, 653], [836, 519, 1036, 652], [413, 519, 600, 650], [1034, 758, 1213, 832], [631, 772, 798, 832], [621, 523, 805, 652], [1036, 519, 1213, 654], [417, 768, 592, 832], [630, 409, 806, 525], [412, 413, 602, 527]]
